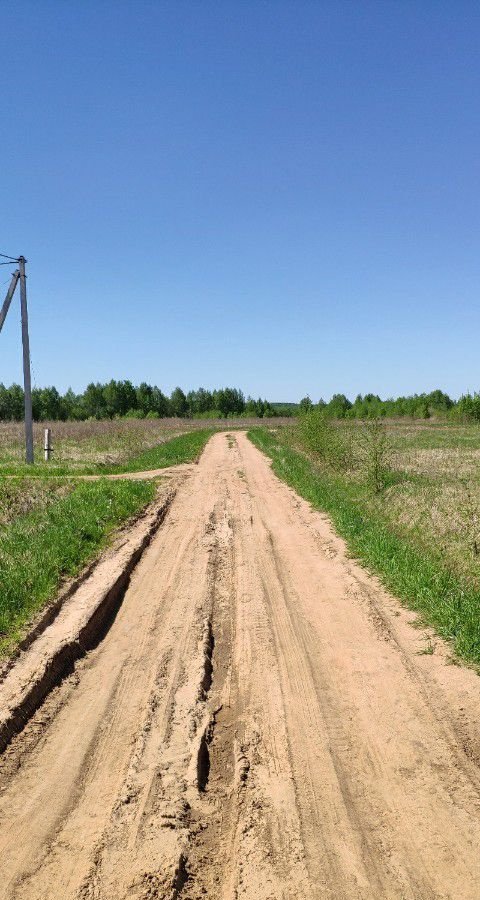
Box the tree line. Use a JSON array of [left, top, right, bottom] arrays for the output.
[[0, 381, 287, 421], [2, 381, 480, 422], [298, 389, 480, 420]]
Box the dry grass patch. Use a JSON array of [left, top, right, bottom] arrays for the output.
[[0, 419, 191, 470]]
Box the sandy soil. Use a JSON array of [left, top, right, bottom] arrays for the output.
[[1, 431, 480, 899], [4, 463, 196, 480]]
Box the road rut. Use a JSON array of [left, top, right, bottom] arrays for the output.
[[1, 431, 480, 899]]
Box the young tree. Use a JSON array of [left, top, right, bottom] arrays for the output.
[[326, 394, 352, 418], [299, 396, 313, 413]]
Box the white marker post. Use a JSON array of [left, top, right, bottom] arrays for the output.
[[44, 428, 52, 462]]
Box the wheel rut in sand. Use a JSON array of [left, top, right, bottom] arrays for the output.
[[1, 432, 480, 898]]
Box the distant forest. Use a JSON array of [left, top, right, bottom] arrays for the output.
[[0, 382, 288, 421], [0, 382, 480, 422], [299, 389, 480, 420]]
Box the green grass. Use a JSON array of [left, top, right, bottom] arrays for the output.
[[95, 428, 214, 474], [0, 478, 73, 528], [0, 429, 214, 476], [0, 479, 156, 655], [248, 427, 480, 667], [387, 422, 480, 451]]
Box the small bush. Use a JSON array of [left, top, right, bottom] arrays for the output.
[[298, 409, 353, 472], [356, 418, 392, 493]]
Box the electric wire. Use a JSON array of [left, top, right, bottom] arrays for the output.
[[30, 350, 38, 389]]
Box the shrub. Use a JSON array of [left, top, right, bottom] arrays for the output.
[[298, 409, 353, 471], [356, 418, 392, 493]]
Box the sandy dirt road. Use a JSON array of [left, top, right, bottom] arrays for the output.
[[1, 431, 480, 899]]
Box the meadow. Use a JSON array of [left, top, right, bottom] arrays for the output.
[[0, 418, 205, 473]]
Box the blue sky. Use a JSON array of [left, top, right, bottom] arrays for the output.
[[1, 1, 479, 401]]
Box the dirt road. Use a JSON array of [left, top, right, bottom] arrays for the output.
[[1, 432, 480, 899]]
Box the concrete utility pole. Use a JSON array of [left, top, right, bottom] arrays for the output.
[[18, 257, 34, 464], [0, 254, 34, 464]]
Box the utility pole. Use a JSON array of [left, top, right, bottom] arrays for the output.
[[0, 254, 34, 464], [18, 257, 34, 464]]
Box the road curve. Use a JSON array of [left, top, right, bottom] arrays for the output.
[[0, 431, 480, 899]]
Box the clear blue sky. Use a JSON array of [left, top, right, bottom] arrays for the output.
[[1, 1, 479, 402]]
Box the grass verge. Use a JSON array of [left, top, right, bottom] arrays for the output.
[[0, 479, 156, 655], [248, 427, 480, 667]]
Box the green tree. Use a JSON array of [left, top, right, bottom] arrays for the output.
[[62, 388, 84, 420], [136, 382, 154, 416], [83, 383, 107, 419], [326, 394, 352, 418], [152, 386, 170, 417], [299, 396, 313, 413], [170, 386, 188, 417]]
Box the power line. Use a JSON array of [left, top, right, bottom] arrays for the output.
[[0, 252, 19, 261]]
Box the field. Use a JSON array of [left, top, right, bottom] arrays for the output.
[[377, 420, 480, 585]]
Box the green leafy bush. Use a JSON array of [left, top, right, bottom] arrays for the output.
[[299, 409, 353, 471]]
